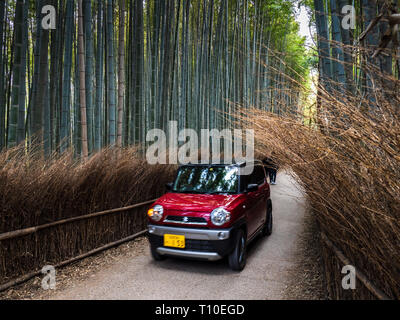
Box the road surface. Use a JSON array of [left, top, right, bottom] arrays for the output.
[[48, 172, 307, 300]]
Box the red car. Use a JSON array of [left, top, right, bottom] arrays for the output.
[[147, 161, 273, 271]]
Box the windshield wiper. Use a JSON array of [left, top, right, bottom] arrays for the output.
[[173, 190, 205, 194], [206, 191, 233, 195]]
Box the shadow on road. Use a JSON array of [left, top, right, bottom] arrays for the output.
[[147, 232, 270, 275]]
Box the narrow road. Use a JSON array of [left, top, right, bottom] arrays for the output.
[[49, 173, 307, 300]]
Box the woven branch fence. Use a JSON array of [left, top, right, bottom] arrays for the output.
[[0, 199, 156, 292], [319, 232, 392, 300]]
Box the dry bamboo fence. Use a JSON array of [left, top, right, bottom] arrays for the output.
[[0, 199, 156, 292], [0, 147, 177, 288], [320, 232, 391, 300], [241, 71, 400, 299]]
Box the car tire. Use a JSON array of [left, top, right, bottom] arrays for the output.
[[228, 229, 247, 271], [150, 245, 166, 261], [262, 201, 273, 237]]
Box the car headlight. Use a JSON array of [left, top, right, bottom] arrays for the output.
[[147, 205, 164, 221], [210, 207, 231, 226]]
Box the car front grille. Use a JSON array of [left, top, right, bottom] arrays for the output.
[[163, 215, 208, 226], [185, 239, 214, 251]]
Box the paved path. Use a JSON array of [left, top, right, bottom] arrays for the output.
[[49, 172, 307, 300]]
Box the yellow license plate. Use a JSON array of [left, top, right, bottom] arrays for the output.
[[164, 234, 185, 248]]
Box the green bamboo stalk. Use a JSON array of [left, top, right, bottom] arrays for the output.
[[0, 0, 5, 150], [78, 0, 89, 159], [32, 0, 50, 149], [94, 0, 104, 151], [61, 0, 74, 152], [106, 0, 116, 145], [8, 0, 28, 147], [84, 0, 94, 154], [117, 0, 125, 147]]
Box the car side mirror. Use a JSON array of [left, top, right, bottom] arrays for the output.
[[165, 182, 173, 191], [246, 184, 258, 192]]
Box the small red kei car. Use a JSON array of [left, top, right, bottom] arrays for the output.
[[147, 161, 273, 271]]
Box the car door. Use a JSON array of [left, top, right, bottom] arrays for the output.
[[256, 166, 269, 228], [244, 165, 266, 237]]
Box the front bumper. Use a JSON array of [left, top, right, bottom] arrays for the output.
[[148, 224, 235, 261]]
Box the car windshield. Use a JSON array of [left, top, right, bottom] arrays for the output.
[[172, 166, 239, 194]]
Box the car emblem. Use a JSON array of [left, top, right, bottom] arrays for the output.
[[183, 217, 189, 222]]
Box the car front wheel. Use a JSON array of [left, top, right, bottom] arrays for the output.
[[228, 229, 247, 271]]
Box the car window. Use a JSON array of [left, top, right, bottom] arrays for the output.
[[238, 164, 265, 190], [173, 166, 239, 194], [250, 165, 265, 186]]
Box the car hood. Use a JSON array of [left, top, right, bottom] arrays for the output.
[[156, 192, 242, 212]]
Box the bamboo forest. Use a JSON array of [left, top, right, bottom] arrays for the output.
[[0, 0, 309, 158], [1, 0, 400, 301]]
